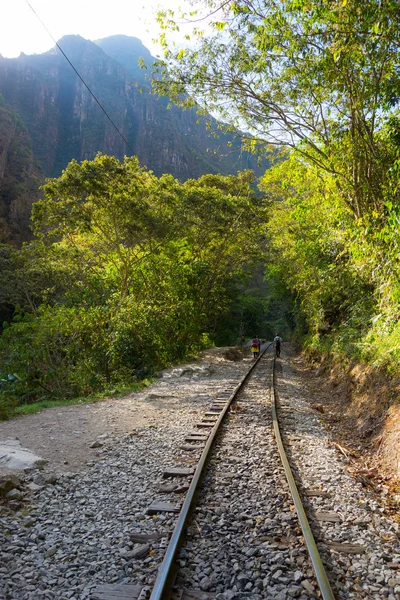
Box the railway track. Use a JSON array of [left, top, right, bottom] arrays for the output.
[[94, 345, 337, 600], [3, 346, 399, 599]]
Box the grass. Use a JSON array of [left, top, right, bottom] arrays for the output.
[[12, 379, 153, 418]]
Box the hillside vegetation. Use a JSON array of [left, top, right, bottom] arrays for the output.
[[0, 156, 276, 417], [155, 0, 400, 365]]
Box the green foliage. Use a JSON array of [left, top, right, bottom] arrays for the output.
[[154, 0, 400, 216], [262, 150, 400, 373], [155, 0, 400, 372], [0, 154, 268, 416]]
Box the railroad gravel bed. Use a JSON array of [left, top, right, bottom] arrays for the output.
[[1, 347, 399, 599], [174, 356, 319, 599], [276, 356, 400, 600], [0, 350, 249, 600]]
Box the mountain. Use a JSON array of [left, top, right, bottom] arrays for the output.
[[0, 94, 42, 243], [95, 35, 151, 83], [0, 35, 267, 242]]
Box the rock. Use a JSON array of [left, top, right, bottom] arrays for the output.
[[147, 393, 172, 400], [217, 592, 235, 600], [90, 440, 104, 449], [168, 365, 213, 378], [32, 473, 46, 485], [129, 544, 150, 559], [5, 488, 23, 500], [0, 440, 47, 469], [301, 580, 315, 594], [27, 482, 42, 492], [223, 348, 243, 362], [200, 576, 212, 591], [44, 473, 58, 485], [293, 570, 304, 583], [0, 474, 21, 497], [272, 569, 283, 580]]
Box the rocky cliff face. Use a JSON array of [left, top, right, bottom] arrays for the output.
[[0, 96, 42, 243], [0, 35, 267, 241]]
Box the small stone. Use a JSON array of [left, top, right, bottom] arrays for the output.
[[27, 482, 42, 492], [200, 576, 212, 591], [272, 569, 283, 580], [45, 546, 58, 558], [0, 474, 21, 497], [301, 580, 315, 594], [5, 489, 23, 500], [44, 473, 58, 485], [90, 440, 103, 449]]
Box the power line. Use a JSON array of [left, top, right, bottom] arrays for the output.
[[25, 0, 134, 154]]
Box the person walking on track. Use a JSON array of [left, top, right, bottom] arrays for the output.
[[274, 333, 283, 357], [251, 335, 261, 359]]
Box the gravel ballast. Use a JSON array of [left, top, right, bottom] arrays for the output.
[[1, 347, 399, 600], [0, 350, 249, 600]]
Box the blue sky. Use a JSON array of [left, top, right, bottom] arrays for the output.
[[1, 0, 191, 57]]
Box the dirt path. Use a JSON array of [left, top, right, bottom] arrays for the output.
[[0, 348, 250, 476]]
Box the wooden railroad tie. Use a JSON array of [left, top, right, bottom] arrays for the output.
[[175, 456, 197, 463], [325, 541, 366, 554], [313, 511, 342, 523], [129, 532, 161, 543], [304, 489, 332, 498], [163, 467, 194, 478], [172, 589, 216, 599], [91, 584, 146, 599], [91, 585, 216, 600], [158, 482, 190, 493], [146, 501, 181, 515]]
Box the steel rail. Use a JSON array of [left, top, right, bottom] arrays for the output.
[[150, 343, 272, 600], [271, 357, 335, 600]]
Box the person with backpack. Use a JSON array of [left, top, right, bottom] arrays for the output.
[[274, 333, 283, 357], [251, 335, 261, 359]]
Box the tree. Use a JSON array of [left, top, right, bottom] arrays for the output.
[[0, 155, 269, 411], [153, 0, 400, 216], [261, 155, 377, 354], [33, 154, 179, 300]]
